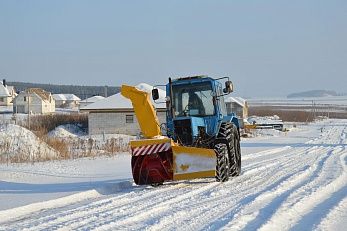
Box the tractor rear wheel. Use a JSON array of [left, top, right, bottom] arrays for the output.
[[215, 143, 229, 182], [230, 126, 241, 177]]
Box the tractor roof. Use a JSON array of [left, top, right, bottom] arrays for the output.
[[173, 75, 209, 81]]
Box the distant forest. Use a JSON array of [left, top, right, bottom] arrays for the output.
[[7, 81, 120, 100], [287, 90, 346, 98]]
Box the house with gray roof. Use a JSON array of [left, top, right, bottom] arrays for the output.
[[53, 94, 81, 109], [79, 95, 105, 109], [80, 83, 166, 135]]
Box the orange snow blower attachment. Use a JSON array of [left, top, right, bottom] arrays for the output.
[[121, 85, 216, 185]]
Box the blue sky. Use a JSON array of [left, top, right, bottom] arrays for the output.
[[0, 0, 346, 97]]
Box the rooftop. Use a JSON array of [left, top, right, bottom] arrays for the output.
[[80, 83, 166, 111], [53, 94, 81, 101], [25, 88, 51, 102]]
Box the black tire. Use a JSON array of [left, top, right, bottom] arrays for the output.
[[217, 122, 233, 141], [217, 122, 241, 177], [230, 126, 241, 177], [215, 143, 229, 182]]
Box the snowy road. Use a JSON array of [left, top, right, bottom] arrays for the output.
[[1, 120, 347, 230]]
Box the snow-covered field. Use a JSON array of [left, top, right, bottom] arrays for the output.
[[0, 119, 346, 230], [248, 96, 347, 107]]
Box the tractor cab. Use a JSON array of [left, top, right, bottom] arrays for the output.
[[153, 76, 234, 147]]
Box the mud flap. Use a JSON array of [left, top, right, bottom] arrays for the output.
[[172, 146, 216, 181]]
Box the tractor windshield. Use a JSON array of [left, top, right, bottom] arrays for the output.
[[172, 82, 215, 117]]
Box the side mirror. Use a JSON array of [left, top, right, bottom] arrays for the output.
[[223, 81, 233, 94], [152, 88, 159, 100]]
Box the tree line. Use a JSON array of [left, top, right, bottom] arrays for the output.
[[7, 81, 120, 100]]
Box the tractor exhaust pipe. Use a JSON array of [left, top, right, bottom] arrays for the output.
[[169, 77, 175, 119]]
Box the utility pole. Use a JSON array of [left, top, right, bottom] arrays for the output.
[[27, 93, 30, 129], [313, 100, 316, 120], [104, 85, 108, 98], [327, 106, 330, 118], [312, 100, 314, 120]]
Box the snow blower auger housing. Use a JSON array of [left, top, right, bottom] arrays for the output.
[[121, 75, 241, 185]]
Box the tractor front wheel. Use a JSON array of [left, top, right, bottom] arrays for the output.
[[215, 143, 229, 182]]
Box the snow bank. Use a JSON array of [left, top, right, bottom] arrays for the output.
[[48, 124, 86, 138], [47, 125, 134, 158], [0, 124, 59, 161], [0, 180, 133, 224], [0, 190, 101, 223], [0, 122, 134, 163], [247, 115, 283, 125]]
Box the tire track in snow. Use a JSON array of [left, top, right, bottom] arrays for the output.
[[260, 150, 347, 231], [2, 147, 290, 231], [293, 184, 347, 230], [92, 144, 320, 229], [130, 146, 319, 230], [103, 122, 346, 229], [238, 130, 346, 231], [71, 179, 219, 230], [62, 181, 214, 231], [145, 156, 308, 230], [11, 182, 192, 231], [4, 146, 324, 229], [33, 145, 311, 230], [278, 146, 345, 212], [242, 146, 292, 161], [241, 146, 315, 173], [316, 194, 347, 231], [206, 146, 331, 230], [13, 179, 218, 231], [87, 146, 310, 229], [232, 147, 335, 231], [149, 168, 307, 231]]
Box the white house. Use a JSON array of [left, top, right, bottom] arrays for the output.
[[80, 83, 166, 135], [79, 95, 105, 109], [0, 79, 17, 106], [13, 88, 55, 114], [225, 96, 249, 119], [53, 94, 81, 108]]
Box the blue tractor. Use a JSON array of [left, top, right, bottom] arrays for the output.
[[152, 75, 241, 182]]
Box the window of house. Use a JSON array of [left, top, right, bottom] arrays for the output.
[[0, 98, 4, 102], [24, 96, 27, 101], [126, 115, 134, 123]]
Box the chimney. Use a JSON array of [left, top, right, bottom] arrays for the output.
[[2, 79, 5, 87]]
